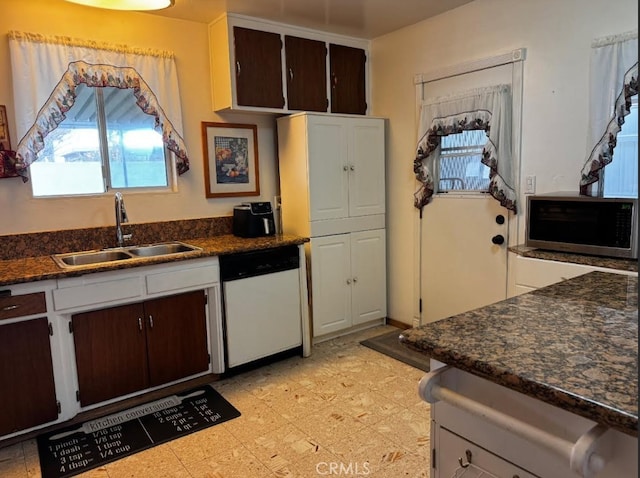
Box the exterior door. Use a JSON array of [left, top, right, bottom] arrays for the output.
[[421, 196, 508, 323], [418, 63, 515, 323]]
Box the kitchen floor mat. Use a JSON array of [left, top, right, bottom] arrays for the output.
[[36, 384, 240, 478], [361, 328, 430, 372]]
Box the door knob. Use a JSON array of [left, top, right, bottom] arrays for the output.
[[491, 234, 505, 245], [495, 214, 505, 224]]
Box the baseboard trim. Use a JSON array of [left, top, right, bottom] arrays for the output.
[[386, 317, 411, 329]]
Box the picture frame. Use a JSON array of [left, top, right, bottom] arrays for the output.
[[201, 122, 260, 198], [0, 105, 11, 151]]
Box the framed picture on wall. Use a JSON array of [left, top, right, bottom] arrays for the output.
[[0, 105, 11, 151], [201, 122, 260, 198]]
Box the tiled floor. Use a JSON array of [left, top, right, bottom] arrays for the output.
[[1, 325, 431, 478]]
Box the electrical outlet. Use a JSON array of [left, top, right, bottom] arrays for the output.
[[273, 195, 282, 210], [525, 175, 536, 194]]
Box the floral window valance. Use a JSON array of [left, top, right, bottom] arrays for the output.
[[414, 84, 516, 213], [580, 30, 638, 194], [7, 31, 189, 182]]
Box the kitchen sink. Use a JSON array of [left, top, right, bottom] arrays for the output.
[[127, 242, 200, 257], [53, 250, 133, 268], [52, 242, 202, 269]]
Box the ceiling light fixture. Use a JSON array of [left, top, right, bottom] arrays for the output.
[[65, 0, 174, 11]]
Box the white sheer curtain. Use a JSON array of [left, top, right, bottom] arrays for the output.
[[414, 84, 516, 212], [580, 30, 638, 193], [7, 31, 189, 181]]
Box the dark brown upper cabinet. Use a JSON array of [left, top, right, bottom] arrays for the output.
[[285, 35, 328, 112], [233, 26, 285, 109], [329, 44, 367, 115]]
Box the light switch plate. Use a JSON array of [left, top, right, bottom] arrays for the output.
[[525, 175, 536, 194]]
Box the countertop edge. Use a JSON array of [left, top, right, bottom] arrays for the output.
[[399, 334, 638, 437], [0, 234, 309, 287]]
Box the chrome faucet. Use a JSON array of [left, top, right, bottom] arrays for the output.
[[114, 192, 132, 247]]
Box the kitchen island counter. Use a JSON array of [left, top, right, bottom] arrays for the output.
[[400, 271, 638, 437]]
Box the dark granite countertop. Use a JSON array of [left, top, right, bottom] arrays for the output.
[[400, 271, 638, 437], [509, 244, 638, 272], [0, 234, 308, 287]]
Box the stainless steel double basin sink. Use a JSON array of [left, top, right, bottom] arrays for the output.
[[52, 241, 202, 269]]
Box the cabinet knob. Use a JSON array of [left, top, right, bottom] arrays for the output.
[[343, 165, 349, 171], [350, 165, 355, 171], [491, 234, 505, 245], [495, 214, 505, 224], [352, 277, 358, 283], [346, 278, 352, 285]]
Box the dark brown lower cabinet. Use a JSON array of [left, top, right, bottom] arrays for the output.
[[72, 290, 209, 407], [0, 318, 58, 436]]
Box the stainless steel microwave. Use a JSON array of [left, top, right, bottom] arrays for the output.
[[526, 193, 638, 259]]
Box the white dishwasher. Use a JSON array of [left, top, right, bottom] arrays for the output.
[[219, 246, 302, 370]]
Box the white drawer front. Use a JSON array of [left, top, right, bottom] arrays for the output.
[[146, 263, 219, 295], [53, 276, 142, 311], [436, 427, 537, 478]]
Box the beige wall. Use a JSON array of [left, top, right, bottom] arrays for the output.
[[370, 0, 638, 324], [0, 0, 280, 234]]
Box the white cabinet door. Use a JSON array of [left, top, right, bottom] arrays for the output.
[[348, 118, 386, 217], [311, 235, 352, 337], [351, 229, 387, 325], [307, 115, 385, 222], [308, 116, 350, 221]]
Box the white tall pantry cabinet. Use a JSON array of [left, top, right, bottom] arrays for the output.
[[277, 112, 387, 339]]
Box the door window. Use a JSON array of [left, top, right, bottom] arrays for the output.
[[437, 130, 490, 192]]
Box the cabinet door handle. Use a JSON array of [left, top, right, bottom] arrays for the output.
[[236, 61, 241, 76], [1, 304, 19, 311], [148, 315, 154, 328], [289, 68, 294, 80], [138, 317, 143, 331]]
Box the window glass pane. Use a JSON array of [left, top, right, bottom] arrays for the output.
[[438, 130, 489, 192], [31, 85, 170, 197], [31, 84, 105, 197], [604, 95, 638, 198], [104, 87, 168, 189]]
